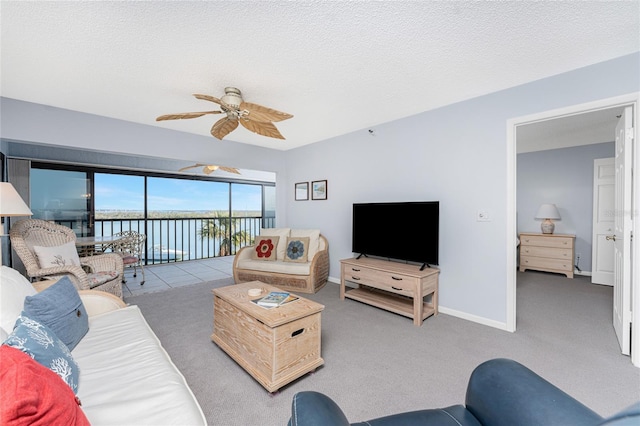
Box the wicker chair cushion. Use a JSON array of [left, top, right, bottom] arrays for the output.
[[122, 255, 139, 265], [4, 313, 80, 394], [33, 241, 81, 268], [87, 271, 119, 288], [23, 276, 89, 351]]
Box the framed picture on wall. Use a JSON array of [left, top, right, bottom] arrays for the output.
[[295, 182, 309, 201], [311, 180, 327, 200]]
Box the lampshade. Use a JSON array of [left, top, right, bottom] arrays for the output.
[[0, 183, 33, 217], [535, 203, 561, 220]]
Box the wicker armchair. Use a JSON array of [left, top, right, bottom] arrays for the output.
[[9, 219, 124, 299]]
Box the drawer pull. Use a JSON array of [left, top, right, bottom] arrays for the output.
[[391, 276, 403, 281], [352, 268, 361, 272], [392, 286, 403, 291], [291, 328, 305, 338], [351, 276, 361, 281]]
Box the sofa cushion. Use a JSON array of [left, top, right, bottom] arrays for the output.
[[33, 241, 81, 268], [0, 345, 90, 426], [237, 258, 312, 275], [290, 229, 320, 259], [23, 276, 89, 351], [72, 305, 206, 425], [284, 236, 310, 263], [4, 313, 80, 394], [260, 227, 291, 260], [0, 266, 37, 336], [253, 236, 280, 261]]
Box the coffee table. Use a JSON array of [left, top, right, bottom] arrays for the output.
[[211, 281, 324, 393]]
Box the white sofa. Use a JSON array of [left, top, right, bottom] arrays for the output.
[[233, 228, 329, 294], [0, 266, 206, 425]]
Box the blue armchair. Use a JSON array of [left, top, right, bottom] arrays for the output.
[[288, 358, 639, 426]]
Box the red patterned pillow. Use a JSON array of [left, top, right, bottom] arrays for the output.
[[0, 345, 90, 426], [253, 236, 279, 261]]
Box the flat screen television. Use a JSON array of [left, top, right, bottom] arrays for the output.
[[352, 201, 439, 269]]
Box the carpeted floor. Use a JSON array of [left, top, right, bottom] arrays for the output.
[[125, 272, 640, 425]]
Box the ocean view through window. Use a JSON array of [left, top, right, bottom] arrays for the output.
[[29, 164, 275, 264]]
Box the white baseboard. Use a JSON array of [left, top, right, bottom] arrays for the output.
[[326, 275, 509, 332], [437, 306, 510, 332], [574, 270, 591, 277]]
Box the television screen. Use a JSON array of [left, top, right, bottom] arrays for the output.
[[352, 201, 439, 267]]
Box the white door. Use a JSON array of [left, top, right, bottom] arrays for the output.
[[613, 106, 633, 355], [591, 158, 615, 286]]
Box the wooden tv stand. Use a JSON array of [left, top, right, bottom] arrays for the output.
[[340, 257, 439, 326]]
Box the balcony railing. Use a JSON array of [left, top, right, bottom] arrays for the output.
[[87, 216, 275, 264]]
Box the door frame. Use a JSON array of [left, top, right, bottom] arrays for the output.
[[506, 92, 640, 367]]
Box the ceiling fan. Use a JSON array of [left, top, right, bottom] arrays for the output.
[[178, 164, 240, 175], [156, 87, 293, 140]]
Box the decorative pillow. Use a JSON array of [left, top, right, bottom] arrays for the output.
[[23, 276, 88, 351], [253, 236, 279, 261], [284, 237, 310, 263], [259, 227, 291, 260], [33, 241, 81, 269], [3, 313, 80, 394], [290, 229, 321, 259], [0, 345, 89, 425]]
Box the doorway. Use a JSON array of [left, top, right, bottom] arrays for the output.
[[506, 92, 640, 366]]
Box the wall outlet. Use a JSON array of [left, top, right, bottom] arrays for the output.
[[477, 210, 491, 222]]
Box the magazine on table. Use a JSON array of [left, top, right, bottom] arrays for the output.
[[252, 292, 299, 308]]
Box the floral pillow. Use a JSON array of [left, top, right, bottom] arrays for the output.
[[3, 313, 80, 394], [284, 237, 310, 263], [253, 236, 279, 261]]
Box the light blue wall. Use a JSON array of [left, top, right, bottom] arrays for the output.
[[284, 52, 639, 325], [1, 53, 638, 326], [517, 142, 615, 273]]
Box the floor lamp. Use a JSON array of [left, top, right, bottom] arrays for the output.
[[0, 183, 33, 266]]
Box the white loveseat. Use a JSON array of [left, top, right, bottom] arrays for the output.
[[0, 266, 206, 425], [233, 228, 329, 294]]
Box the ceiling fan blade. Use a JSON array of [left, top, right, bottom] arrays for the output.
[[156, 111, 221, 121], [193, 94, 223, 105], [218, 166, 241, 174], [178, 163, 208, 172], [240, 119, 285, 139], [240, 102, 293, 122], [211, 117, 239, 140]]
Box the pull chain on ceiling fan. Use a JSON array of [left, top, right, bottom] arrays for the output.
[[157, 87, 293, 140]]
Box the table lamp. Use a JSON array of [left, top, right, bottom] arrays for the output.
[[535, 203, 561, 234], [0, 182, 33, 265]]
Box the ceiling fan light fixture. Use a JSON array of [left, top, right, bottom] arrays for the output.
[[220, 87, 243, 109], [157, 87, 292, 140]]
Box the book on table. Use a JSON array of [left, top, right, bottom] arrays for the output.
[[254, 291, 298, 308]]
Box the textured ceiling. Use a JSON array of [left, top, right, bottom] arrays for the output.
[[1, 1, 639, 151]]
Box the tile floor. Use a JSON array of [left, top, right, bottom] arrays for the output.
[[121, 256, 235, 298]]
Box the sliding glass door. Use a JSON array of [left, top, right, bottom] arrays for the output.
[[30, 168, 93, 236]]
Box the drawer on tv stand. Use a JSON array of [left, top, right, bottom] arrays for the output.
[[342, 265, 415, 297]]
